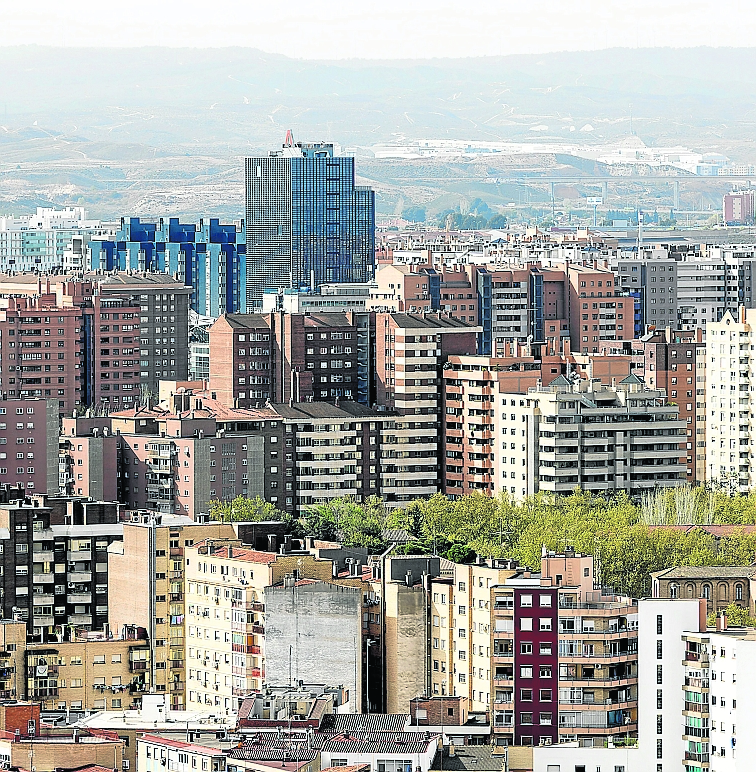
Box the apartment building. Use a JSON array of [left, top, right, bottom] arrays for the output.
[[89, 216, 247, 317], [209, 312, 370, 409], [0, 207, 112, 273], [138, 734, 229, 772], [77, 693, 235, 772], [490, 551, 639, 749], [0, 496, 122, 638], [705, 308, 756, 491], [0, 716, 124, 772], [0, 398, 59, 495], [566, 263, 634, 354], [61, 395, 395, 518], [498, 375, 686, 499], [612, 249, 756, 332], [108, 514, 237, 709], [59, 415, 119, 499], [375, 313, 479, 505], [25, 631, 150, 712], [0, 273, 190, 404], [0, 620, 28, 699], [183, 539, 336, 715], [442, 345, 632, 497], [608, 328, 706, 483], [376, 550, 639, 750]]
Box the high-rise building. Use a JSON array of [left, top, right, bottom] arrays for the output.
[[89, 217, 247, 317], [108, 514, 238, 709], [0, 273, 191, 409], [705, 307, 756, 491], [244, 132, 375, 309], [375, 313, 479, 505], [208, 311, 372, 409]]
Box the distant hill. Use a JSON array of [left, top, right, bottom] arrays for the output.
[[0, 46, 751, 219], [1, 46, 756, 151]]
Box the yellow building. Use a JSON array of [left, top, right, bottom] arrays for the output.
[[108, 513, 236, 709], [184, 540, 334, 715]]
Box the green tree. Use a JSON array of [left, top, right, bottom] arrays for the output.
[[208, 495, 284, 523]]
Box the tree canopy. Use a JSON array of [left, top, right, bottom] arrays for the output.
[[207, 486, 756, 596]]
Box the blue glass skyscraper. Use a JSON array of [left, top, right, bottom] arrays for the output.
[[245, 132, 375, 309]]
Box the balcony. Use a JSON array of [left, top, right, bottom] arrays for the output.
[[67, 571, 92, 583], [67, 550, 92, 562], [70, 614, 92, 625], [232, 643, 261, 654], [32, 573, 54, 584], [67, 593, 92, 604], [169, 681, 185, 692], [32, 550, 55, 562], [30, 687, 58, 698], [129, 660, 148, 672]]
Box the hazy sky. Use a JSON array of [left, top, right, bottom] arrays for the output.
[[4, 0, 756, 59]]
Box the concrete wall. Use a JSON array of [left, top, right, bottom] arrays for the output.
[[385, 582, 429, 714], [264, 581, 362, 711]]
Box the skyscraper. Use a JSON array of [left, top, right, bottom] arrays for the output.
[[244, 131, 375, 309]]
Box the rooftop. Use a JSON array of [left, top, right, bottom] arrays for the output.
[[653, 566, 756, 579], [430, 746, 504, 772]]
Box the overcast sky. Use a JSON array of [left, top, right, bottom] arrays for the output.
[[3, 0, 755, 59]]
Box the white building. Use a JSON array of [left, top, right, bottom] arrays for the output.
[[705, 308, 756, 491], [0, 207, 113, 272], [319, 732, 440, 772], [499, 375, 686, 499]]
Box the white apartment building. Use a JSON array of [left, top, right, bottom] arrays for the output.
[[705, 308, 756, 491], [498, 375, 686, 499], [0, 207, 113, 272]]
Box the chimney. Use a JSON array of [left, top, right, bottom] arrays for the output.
[[716, 611, 728, 631]]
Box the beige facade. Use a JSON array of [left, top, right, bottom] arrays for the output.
[[0, 621, 26, 699], [499, 376, 686, 499], [0, 735, 123, 772], [108, 515, 236, 709], [26, 636, 150, 712], [184, 541, 334, 715]]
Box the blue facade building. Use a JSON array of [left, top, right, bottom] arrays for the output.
[[244, 131, 375, 309], [88, 217, 246, 317]]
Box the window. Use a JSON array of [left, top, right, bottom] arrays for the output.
[[539, 594, 552, 607], [520, 594, 533, 607], [657, 615, 663, 635]]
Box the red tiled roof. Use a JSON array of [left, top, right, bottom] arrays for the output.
[[192, 541, 278, 564]]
